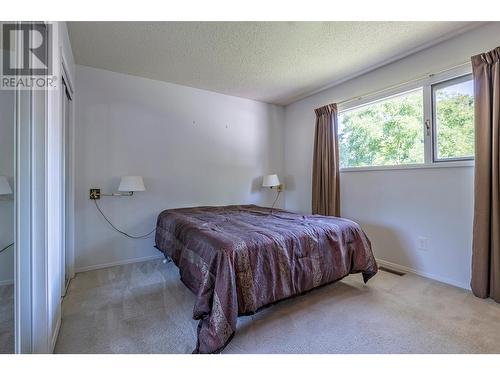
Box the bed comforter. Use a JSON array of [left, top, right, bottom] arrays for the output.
[[155, 205, 377, 353]]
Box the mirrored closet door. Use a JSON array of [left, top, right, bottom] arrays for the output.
[[0, 77, 15, 354]]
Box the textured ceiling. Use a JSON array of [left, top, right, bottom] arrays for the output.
[[67, 22, 478, 105]]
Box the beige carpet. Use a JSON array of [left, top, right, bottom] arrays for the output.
[[54, 259, 500, 354]]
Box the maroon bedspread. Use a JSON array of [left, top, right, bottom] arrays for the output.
[[155, 205, 377, 353]]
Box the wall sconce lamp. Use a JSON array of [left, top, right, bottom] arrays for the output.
[[0, 176, 13, 201], [90, 176, 145, 200], [262, 174, 283, 192]]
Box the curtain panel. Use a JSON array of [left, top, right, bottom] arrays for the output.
[[312, 103, 340, 216], [471, 46, 500, 302]]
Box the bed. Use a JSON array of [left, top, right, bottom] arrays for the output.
[[155, 205, 377, 353]]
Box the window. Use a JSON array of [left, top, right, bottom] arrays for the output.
[[338, 71, 474, 170], [338, 88, 424, 168], [432, 75, 474, 161]]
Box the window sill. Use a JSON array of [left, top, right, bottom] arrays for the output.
[[340, 160, 474, 173]]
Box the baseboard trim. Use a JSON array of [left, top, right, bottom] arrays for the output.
[[0, 279, 14, 287], [75, 254, 164, 274], [376, 258, 470, 291]]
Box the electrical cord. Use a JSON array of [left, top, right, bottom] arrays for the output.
[[0, 242, 14, 254], [270, 190, 281, 213], [93, 199, 156, 239]]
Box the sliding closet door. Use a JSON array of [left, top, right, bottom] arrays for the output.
[[3, 21, 51, 353]]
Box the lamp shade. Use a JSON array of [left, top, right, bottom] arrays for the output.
[[262, 174, 280, 187], [0, 176, 12, 195], [118, 176, 145, 192]]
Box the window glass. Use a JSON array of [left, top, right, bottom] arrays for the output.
[[338, 88, 424, 168], [433, 76, 474, 160]]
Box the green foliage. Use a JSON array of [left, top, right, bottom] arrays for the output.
[[339, 90, 424, 168], [435, 92, 474, 159], [338, 88, 474, 168]]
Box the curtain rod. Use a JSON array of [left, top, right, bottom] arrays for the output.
[[335, 61, 471, 108]]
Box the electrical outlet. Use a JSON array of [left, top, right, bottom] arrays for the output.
[[89, 188, 101, 200], [417, 236, 429, 251]]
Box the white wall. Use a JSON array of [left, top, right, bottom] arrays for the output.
[[0, 90, 14, 285], [284, 22, 500, 289], [74, 65, 285, 271]]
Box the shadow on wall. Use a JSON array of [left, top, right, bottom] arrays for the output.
[[250, 176, 263, 194], [283, 174, 296, 192], [356, 221, 414, 268], [251, 176, 272, 207]]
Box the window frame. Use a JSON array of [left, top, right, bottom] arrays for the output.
[[431, 73, 474, 163], [338, 65, 474, 172]]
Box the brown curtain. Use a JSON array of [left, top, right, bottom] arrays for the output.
[[312, 103, 340, 216], [471, 46, 500, 302]]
